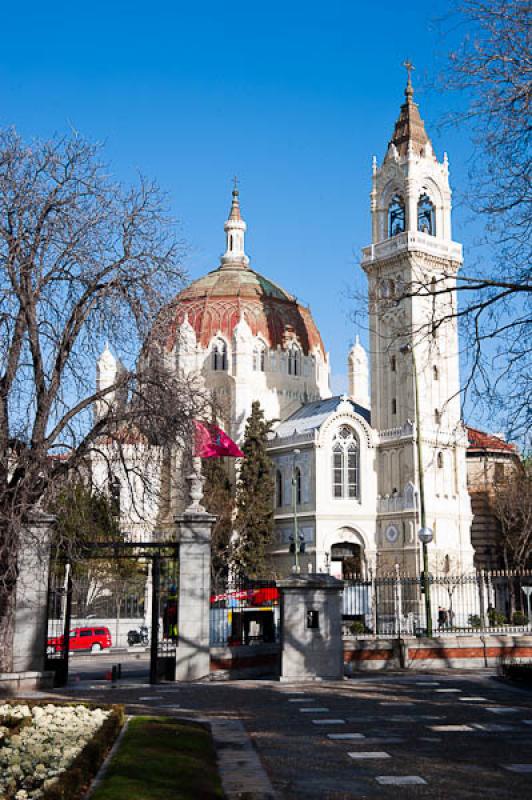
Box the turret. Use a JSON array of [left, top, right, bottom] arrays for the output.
[[94, 344, 126, 421], [221, 179, 249, 268], [348, 336, 370, 409]]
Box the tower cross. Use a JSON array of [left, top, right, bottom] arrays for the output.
[[402, 59, 415, 82]]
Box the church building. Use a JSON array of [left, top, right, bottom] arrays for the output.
[[95, 72, 475, 578]]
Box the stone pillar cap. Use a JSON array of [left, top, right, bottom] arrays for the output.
[[278, 573, 344, 590]]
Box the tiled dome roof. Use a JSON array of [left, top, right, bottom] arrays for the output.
[[152, 263, 325, 355]]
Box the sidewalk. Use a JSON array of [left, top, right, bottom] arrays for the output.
[[28, 670, 532, 798]]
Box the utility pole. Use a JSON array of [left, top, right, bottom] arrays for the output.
[[400, 343, 433, 636]]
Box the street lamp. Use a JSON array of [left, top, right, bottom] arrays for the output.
[[400, 343, 433, 636], [290, 448, 302, 573]]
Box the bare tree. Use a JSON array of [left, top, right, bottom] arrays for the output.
[[492, 461, 532, 570], [429, 0, 531, 442], [0, 129, 205, 670]]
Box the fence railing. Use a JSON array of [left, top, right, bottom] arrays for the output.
[[342, 570, 532, 638], [210, 576, 280, 647]]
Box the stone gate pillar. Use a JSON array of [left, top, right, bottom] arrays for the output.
[[279, 574, 344, 682], [12, 513, 54, 676], [174, 510, 215, 681]]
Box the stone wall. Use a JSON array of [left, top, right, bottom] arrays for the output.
[[344, 634, 532, 672]]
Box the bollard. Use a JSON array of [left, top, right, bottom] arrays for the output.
[[117, 663, 122, 680], [111, 665, 117, 685]]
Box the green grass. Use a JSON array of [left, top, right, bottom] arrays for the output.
[[90, 716, 225, 800]]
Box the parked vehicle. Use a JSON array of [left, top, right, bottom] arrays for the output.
[[47, 626, 112, 654], [127, 625, 149, 646]]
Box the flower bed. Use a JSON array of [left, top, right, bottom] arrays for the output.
[[0, 701, 124, 800]]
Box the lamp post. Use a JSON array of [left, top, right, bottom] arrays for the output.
[[290, 449, 301, 573], [400, 343, 433, 636]]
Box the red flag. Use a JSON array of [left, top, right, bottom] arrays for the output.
[[193, 420, 244, 458]]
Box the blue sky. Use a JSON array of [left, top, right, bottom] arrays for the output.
[[1, 1, 486, 422]]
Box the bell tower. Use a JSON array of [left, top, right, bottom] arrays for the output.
[[361, 65, 474, 574]]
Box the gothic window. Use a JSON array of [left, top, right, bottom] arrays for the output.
[[253, 343, 266, 372], [437, 451, 444, 469], [276, 469, 283, 508], [418, 194, 435, 236], [331, 426, 359, 499], [212, 338, 228, 371], [433, 365, 439, 381], [293, 467, 302, 505], [434, 408, 441, 425], [390, 355, 396, 372], [287, 344, 301, 376], [392, 398, 397, 415], [388, 194, 405, 237], [109, 475, 121, 518]]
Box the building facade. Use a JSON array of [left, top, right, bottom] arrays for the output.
[[95, 74, 482, 577]]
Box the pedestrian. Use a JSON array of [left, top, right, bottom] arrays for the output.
[[438, 606, 448, 629]]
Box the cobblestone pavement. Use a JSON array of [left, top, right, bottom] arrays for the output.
[[35, 670, 532, 799]]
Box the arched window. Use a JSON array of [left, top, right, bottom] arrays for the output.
[[437, 451, 444, 469], [434, 408, 441, 425], [293, 467, 302, 505], [276, 469, 283, 508], [418, 194, 435, 236], [433, 365, 439, 381], [287, 345, 301, 376], [388, 194, 405, 237], [212, 338, 227, 371], [332, 426, 359, 499], [253, 343, 266, 372], [331, 542, 363, 578]]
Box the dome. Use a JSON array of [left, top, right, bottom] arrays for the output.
[[151, 187, 325, 357], [153, 263, 324, 356]]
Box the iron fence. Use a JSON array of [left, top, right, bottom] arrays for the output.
[[210, 575, 280, 646], [342, 569, 532, 637]]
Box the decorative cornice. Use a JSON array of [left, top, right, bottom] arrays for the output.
[[361, 231, 462, 271]]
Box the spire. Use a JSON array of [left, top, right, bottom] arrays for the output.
[[221, 178, 249, 268], [388, 61, 430, 158], [228, 176, 242, 221]]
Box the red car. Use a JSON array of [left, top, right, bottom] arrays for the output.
[[47, 626, 112, 654]]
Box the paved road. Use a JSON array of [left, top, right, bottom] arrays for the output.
[[68, 651, 149, 681], [47, 670, 532, 798]]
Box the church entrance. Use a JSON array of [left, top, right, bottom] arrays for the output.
[[330, 542, 363, 579]]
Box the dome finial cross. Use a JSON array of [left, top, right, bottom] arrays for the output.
[[402, 59, 415, 97]]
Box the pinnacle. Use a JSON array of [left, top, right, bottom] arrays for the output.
[[388, 67, 430, 158]]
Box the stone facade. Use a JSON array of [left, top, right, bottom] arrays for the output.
[[466, 427, 520, 570]]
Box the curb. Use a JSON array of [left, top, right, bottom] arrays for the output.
[[84, 717, 130, 799], [209, 717, 279, 800]]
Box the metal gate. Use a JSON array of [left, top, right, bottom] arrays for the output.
[[45, 562, 73, 687], [45, 541, 179, 687]]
